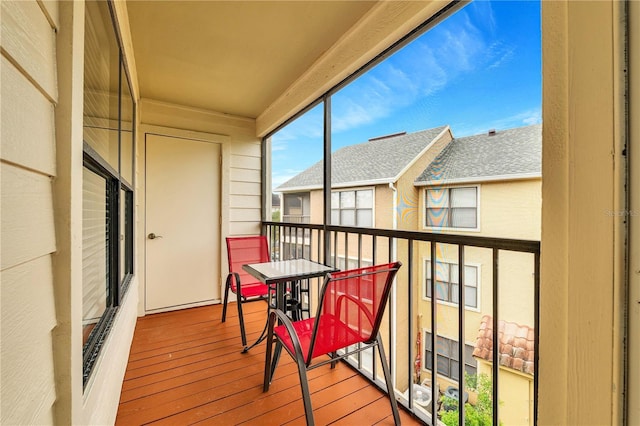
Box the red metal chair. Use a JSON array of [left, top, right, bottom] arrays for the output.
[[263, 262, 402, 426], [222, 236, 271, 346]]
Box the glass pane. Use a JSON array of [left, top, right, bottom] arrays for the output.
[[465, 286, 478, 308], [451, 360, 460, 380], [340, 191, 355, 208], [330, 191, 339, 206], [340, 209, 355, 226], [436, 337, 450, 356], [356, 209, 372, 227], [120, 61, 134, 184], [331, 209, 339, 225], [451, 340, 459, 360], [427, 207, 450, 227], [84, 0, 120, 171], [452, 283, 459, 304], [437, 356, 450, 377], [426, 279, 432, 298], [465, 265, 478, 286], [450, 187, 476, 208], [450, 264, 459, 284], [82, 168, 108, 345], [451, 207, 476, 228], [426, 188, 449, 208], [356, 189, 373, 208], [426, 261, 432, 279], [435, 261, 449, 282], [435, 281, 448, 301]]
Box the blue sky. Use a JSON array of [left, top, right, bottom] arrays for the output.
[[271, 0, 541, 190]]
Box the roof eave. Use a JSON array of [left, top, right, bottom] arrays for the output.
[[414, 172, 542, 187], [277, 177, 395, 193]]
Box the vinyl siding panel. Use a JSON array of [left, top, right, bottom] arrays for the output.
[[229, 221, 261, 236], [230, 153, 261, 170], [1, 163, 57, 270], [39, 0, 59, 30], [1, 0, 57, 101], [230, 194, 261, 209], [229, 145, 261, 235], [229, 207, 262, 222], [0, 256, 57, 424], [0, 1, 59, 424], [230, 167, 261, 183], [1, 56, 56, 176]]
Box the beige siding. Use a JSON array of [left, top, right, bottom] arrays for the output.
[[1, 0, 57, 101], [1, 56, 56, 175], [0, 257, 58, 425], [0, 1, 59, 424], [0, 164, 57, 269]]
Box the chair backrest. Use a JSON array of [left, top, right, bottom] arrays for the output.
[[226, 236, 270, 287], [309, 262, 401, 359]]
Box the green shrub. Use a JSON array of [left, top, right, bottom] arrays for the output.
[[439, 373, 500, 426]]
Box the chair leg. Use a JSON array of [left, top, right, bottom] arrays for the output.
[[221, 275, 231, 322], [263, 313, 276, 392], [294, 350, 315, 426], [236, 296, 247, 347], [377, 334, 401, 425]]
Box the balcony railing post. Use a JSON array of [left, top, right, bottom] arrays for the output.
[[262, 221, 540, 424]]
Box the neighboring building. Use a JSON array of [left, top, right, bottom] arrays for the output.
[[412, 124, 541, 425], [276, 126, 454, 265], [279, 123, 542, 425]]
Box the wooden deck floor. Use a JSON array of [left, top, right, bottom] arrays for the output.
[[115, 302, 422, 425]]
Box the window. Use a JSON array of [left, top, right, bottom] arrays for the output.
[[335, 256, 372, 271], [82, 0, 135, 388], [424, 333, 477, 380], [426, 186, 477, 229], [331, 189, 373, 227], [282, 192, 311, 223], [424, 260, 478, 309]]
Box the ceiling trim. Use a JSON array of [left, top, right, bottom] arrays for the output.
[[255, 1, 459, 138]]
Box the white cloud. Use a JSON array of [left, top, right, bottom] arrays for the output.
[[456, 108, 542, 136], [329, 6, 509, 135]]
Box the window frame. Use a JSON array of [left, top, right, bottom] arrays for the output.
[[82, 2, 136, 388], [422, 258, 480, 311], [331, 187, 375, 227], [424, 185, 480, 231], [423, 332, 477, 381]]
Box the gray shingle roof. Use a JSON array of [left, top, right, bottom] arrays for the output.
[[277, 126, 448, 191], [414, 124, 541, 185]]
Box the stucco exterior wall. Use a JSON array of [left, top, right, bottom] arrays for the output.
[[540, 1, 626, 424]]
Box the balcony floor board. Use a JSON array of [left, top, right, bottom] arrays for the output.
[[116, 303, 422, 425]]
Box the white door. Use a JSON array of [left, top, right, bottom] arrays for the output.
[[145, 133, 221, 312]]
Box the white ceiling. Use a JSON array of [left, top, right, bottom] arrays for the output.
[[126, 1, 377, 119]]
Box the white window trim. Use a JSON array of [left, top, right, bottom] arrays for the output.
[[421, 257, 481, 313], [331, 186, 376, 227], [423, 184, 481, 232]]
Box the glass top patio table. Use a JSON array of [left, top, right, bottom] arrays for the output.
[[241, 259, 338, 352]]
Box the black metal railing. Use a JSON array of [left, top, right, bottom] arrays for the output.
[[263, 220, 540, 426]]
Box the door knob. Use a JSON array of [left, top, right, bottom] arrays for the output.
[[148, 233, 163, 240]]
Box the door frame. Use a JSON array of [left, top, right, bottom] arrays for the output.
[[138, 124, 230, 315]]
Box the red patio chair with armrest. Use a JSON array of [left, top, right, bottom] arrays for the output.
[[263, 262, 403, 426], [222, 236, 271, 346]]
